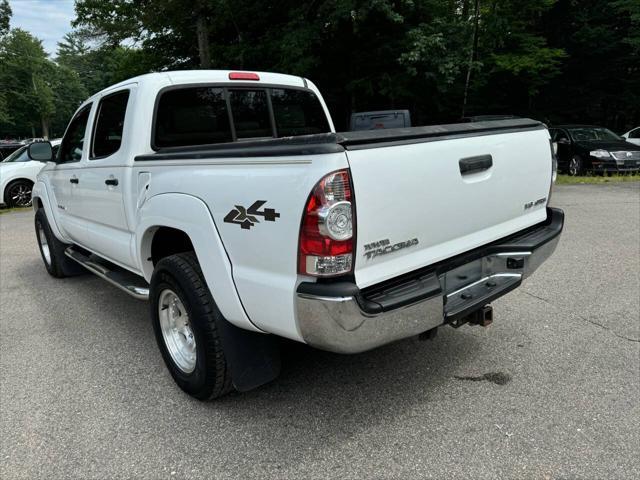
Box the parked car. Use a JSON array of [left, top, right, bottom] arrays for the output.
[[1, 139, 60, 207], [622, 127, 640, 146], [20, 137, 45, 144], [461, 115, 519, 122], [28, 70, 562, 400], [549, 125, 640, 175], [0, 142, 24, 161], [350, 110, 411, 130]]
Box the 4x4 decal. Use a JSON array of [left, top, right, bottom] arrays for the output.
[[224, 200, 281, 230]]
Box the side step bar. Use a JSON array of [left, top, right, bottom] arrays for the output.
[[64, 247, 150, 300]]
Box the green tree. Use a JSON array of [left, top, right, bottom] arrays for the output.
[[0, 0, 10, 36], [539, 0, 639, 130], [68, 0, 638, 130], [0, 0, 11, 125], [56, 31, 157, 96], [0, 29, 87, 138], [0, 29, 54, 137]]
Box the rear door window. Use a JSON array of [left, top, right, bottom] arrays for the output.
[[228, 89, 273, 140], [271, 89, 330, 137], [92, 90, 130, 158], [155, 87, 232, 148], [58, 104, 92, 163]]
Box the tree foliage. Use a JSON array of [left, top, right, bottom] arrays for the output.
[[1, 0, 638, 137], [0, 27, 87, 138], [0, 0, 10, 37]]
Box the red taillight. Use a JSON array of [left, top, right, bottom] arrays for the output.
[[299, 170, 355, 276], [228, 72, 260, 81]]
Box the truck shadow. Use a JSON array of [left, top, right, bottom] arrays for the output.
[[14, 256, 484, 464], [206, 330, 482, 463]]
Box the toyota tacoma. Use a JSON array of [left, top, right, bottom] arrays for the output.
[[28, 70, 563, 400]]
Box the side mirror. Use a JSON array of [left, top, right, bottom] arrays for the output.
[[556, 138, 570, 145], [27, 141, 54, 162]]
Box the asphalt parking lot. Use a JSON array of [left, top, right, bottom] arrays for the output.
[[1, 183, 639, 479]]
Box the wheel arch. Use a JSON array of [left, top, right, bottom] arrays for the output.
[[31, 181, 67, 242], [136, 193, 260, 333]]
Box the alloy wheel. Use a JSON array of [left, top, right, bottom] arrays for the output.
[[158, 289, 197, 373], [8, 183, 32, 207], [36, 221, 51, 266]]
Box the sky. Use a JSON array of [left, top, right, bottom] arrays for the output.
[[8, 0, 76, 56]]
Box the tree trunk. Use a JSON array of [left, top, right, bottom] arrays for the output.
[[462, 0, 480, 118], [41, 117, 49, 139], [195, 1, 211, 68]]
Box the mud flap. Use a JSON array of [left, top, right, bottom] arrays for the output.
[[215, 317, 281, 392]]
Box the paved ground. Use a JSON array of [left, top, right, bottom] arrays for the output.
[[1, 183, 638, 479]]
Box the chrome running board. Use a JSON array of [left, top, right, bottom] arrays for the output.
[[64, 247, 149, 300]]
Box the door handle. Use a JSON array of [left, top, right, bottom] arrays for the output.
[[459, 154, 493, 175], [69, 177, 79, 184], [105, 178, 119, 186]]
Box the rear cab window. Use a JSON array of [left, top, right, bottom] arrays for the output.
[[228, 89, 273, 139], [270, 89, 330, 137], [153, 85, 330, 150]]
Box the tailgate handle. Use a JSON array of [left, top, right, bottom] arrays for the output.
[[459, 155, 493, 175]]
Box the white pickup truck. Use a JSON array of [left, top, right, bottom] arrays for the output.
[[28, 70, 563, 400]]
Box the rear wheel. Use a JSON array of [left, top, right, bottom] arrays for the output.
[[4, 179, 33, 207], [568, 156, 583, 176], [150, 252, 233, 400], [34, 208, 85, 278]]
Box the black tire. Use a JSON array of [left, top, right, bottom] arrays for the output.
[[4, 179, 33, 207], [568, 155, 583, 176], [34, 208, 85, 278], [150, 252, 233, 400]]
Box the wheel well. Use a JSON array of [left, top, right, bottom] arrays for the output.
[[3, 178, 34, 199], [150, 227, 194, 265]]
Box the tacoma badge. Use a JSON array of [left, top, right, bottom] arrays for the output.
[[364, 238, 419, 260]]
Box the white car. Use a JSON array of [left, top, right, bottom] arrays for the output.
[[622, 127, 640, 146], [28, 70, 563, 400], [1, 139, 60, 207]]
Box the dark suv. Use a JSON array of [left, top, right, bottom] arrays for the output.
[[549, 125, 640, 176]]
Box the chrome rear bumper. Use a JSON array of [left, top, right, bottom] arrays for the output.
[[296, 208, 563, 354]]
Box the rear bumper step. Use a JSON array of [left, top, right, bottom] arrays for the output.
[[64, 247, 149, 300], [296, 207, 564, 353]]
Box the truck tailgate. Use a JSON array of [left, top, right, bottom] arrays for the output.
[[343, 121, 552, 288]]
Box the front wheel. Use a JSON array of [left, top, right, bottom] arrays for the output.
[[4, 179, 33, 207], [150, 252, 233, 400], [568, 156, 583, 176], [34, 208, 85, 278]]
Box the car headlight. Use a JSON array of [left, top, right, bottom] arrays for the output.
[[590, 149, 611, 159]]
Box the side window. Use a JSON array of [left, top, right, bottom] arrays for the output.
[[630, 128, 640, 139], [228, 89, 272, 140], [271, 89, 330, 137], [155, 87, 232, 148], [92, 90, 130, 159], [15, 148, 31, 162], [58, 105, 92, 163], [555, 130, 569, 141]]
